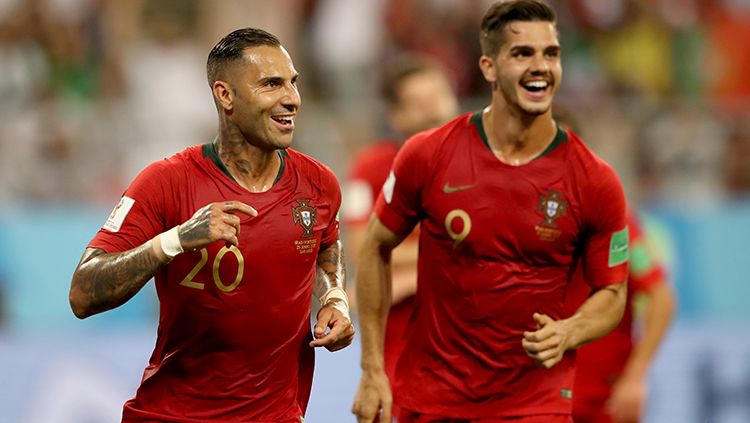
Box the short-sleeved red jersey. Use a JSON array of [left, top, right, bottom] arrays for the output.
[[373, 112, 628, 418], [343, 139, 400, 225], [89, 144, 341, 423], [567, 212, 667, 419]]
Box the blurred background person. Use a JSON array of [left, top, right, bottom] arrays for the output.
[[557, 108, 677, 423], [342, 53, 459, 417], [566, 211, 676, 423]]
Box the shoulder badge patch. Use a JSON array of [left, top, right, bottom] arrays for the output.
[[103, 196, 135, 232], [609, 226, 629, 267], [383, 170, 396, 204], [292, 199, 318, 238]]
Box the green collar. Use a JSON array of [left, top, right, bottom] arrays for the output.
[[470, 111, 568, 159], [202, 143, 286, 185]]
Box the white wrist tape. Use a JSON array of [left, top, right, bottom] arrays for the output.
[[319, 287, 350, 317], [160, 226, 184, 258]]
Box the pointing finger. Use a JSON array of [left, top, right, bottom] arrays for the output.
[[221, 201, 258, 217]]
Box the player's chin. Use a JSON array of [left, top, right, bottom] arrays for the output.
[[270, 133, 294, 149], [517, 92, 553, 115], [521, 102, 551, 116]]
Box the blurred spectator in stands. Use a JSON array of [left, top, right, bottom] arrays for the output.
[[638, 100, 728, 204], [725, 115, 750, 194]]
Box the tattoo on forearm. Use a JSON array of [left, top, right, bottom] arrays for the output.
[[315, 240, 345, 297], [73, 245, 162, 315]]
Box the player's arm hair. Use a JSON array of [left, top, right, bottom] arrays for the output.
[[69, 245, 165, 319], [357, 215, 408, 371], [567, 280, 627, 349], [348, 223, 418, 307], [314, 239, 346, 299]]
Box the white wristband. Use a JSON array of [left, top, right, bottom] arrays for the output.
[[319, 287, 350, 317], [160, 226, 184, 258]]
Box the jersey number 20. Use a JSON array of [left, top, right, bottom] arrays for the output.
[[179, 246, 245, 292]]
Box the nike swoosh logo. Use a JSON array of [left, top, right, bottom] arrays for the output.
[[443, 182, 475, 193]]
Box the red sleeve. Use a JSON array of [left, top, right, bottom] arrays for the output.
[[343, 155, 381, 226], [580, 163, 629, 289], [372, 133, 431, 236], [319, 169, 342, 250], [343, 143, 398, 226], [88, 160, 174, 253], [627, 212, 667, 292]]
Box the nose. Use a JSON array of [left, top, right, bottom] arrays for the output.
[[281, 83, 301, 111], [530, 52, 549, 73]]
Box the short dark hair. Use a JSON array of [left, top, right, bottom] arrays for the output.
[[480, 0, 556, 57], [206, 28, 281, 86], [380, 55, 448, 107]]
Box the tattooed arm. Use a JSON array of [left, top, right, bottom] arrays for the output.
[[69, 201, 258, 319], [69, 245, 167, 319], [313, 239, 346, 299], [309, 239, 355, 351]]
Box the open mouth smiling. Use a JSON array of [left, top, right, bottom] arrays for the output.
[[271, 115, 295, 130]]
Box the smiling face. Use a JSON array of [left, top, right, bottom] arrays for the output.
[[479, 21, 561, 116], [217, 45, 300, 150]]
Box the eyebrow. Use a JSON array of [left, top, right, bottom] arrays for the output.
[[508, 44, 560, 53], [257, 74, 299, 85]]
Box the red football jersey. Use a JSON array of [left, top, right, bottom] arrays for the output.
[[568, 212, 667, 419], [344, 139, 416, 389], [373, 112, 629, 418], [89, 144, 341, 423], [344, 139, 400, 225]]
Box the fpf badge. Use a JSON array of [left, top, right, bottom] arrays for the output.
[[534, 189, 568, 242], [292, 199, 318, 238], [537, 189, 568, 228]]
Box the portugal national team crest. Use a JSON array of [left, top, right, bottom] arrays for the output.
[[537, 189, 568, 228], [292, 199, 318, 238]]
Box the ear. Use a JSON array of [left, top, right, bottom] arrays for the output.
[[212, 80, 233, 111], [478, 55, 497, 83]]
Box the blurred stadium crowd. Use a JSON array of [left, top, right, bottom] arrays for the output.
[[0, 0, 748, 209]]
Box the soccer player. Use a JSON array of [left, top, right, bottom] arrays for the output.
[[352, 1, 629, 422], [567, 212, 676, 423], [343, 55, 459, 416], [69, 28, 354, 422]]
